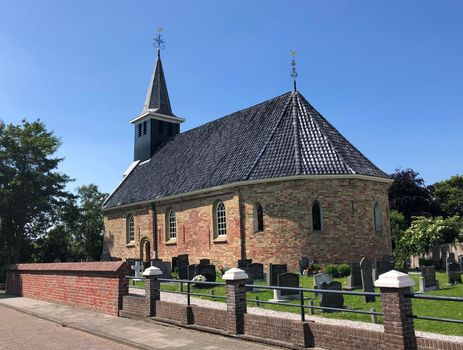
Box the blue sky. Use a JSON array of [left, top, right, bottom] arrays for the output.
[[1, 1, 462, 194]]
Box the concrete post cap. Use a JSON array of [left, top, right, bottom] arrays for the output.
[[143, 266, 162, 277], [222, 267, 248, 281], [374, 270, 415, 288]]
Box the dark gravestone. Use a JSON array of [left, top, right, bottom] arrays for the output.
[[177, 254, 189, 280], [277, 272, 300, 297], [299, 256, 310, 275], [268, 264, 288, 286], [345, 263, 362, 290], [100, 252, 111, 262], [447, 253, 456, 264], [151, 259, 171, 279], [197, 264, 217, 282], [459, 255, 463, 271], [199, 259, 211, 266], [172, 256, 178, 272], [238, 259, 253, 268], [360, 257, 376, 303], [319, 281, 344, 310], [419, 266, 439, 292], [248, 263, 264, 280], [447, 263, 462, 284]]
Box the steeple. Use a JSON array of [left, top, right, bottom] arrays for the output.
[[142, 48, 175, 116], [130, 28, 185, 162]]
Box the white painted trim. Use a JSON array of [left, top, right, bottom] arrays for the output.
[[102, 160, 140, 207], [130, 111, 185, 125], [103, 173, 392, 211], [223, 267, 248, 280], [374, 270, 415, 288]]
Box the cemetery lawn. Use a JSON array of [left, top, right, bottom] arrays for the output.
[[135, 272, 462, 336]]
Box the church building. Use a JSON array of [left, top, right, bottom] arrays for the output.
[[103, 43, 393, 272]]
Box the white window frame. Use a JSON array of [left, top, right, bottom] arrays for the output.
[[127, 215, 135, 242], [215, 201, 227, 237], [168, 210, 177, 240]]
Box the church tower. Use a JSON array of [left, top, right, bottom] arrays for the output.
[[131, 31, 184, 162]]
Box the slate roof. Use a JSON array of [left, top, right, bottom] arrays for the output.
[[104, 91, 389, 208], [142, 49, 174, 116]]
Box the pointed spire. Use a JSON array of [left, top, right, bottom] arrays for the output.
[[142, 29, 174, 116]]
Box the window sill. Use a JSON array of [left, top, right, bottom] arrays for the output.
[[213, 236, 227, 243], [254, 230, 264, 234], [165, 239, 177, 246], [126, 241, 135, 247]]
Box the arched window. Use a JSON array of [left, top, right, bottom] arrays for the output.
[[254, 202, 264, 232], [374, 202, 383, 232], [312, 201, 322, 231], [215, 201, 227, 236], [167, 210, 177, 240], [127, 215, 135, 242]]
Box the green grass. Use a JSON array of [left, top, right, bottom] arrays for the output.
[[131, 272, 463, 336]]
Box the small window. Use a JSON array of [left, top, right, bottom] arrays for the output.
[[312, 201, 322, 231], [168, 123, 173, 135], [254, 202, 264, 232], [127, 215, 135, 242], [158, 120, 164, 134], [167, 210, 177, 240], [137, 124, 142, 137], [374, 202, 383, 232], [143, 121, 147, 135], [215, 201, 227, 236]]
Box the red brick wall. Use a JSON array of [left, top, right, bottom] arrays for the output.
[[104, 177, 392, 271], [6, 262, 128, 316]]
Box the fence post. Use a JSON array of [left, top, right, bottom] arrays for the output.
[[375, 270, 417, 350], [223, 267, 248, 335], [143, 266, 162, 317]]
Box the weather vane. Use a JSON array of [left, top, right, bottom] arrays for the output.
[[153, 27, 165, 50], [290, 50, 298, 91]]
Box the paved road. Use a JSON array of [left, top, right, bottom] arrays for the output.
[[0, 297, 280, 350], [0, 305, 133, 350]]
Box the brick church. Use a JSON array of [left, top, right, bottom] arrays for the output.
[[103, 46, 393, 272]]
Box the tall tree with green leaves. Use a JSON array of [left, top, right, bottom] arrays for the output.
[[430, 175, 463, 217], [0, 119, 72, 265], [74, 184, 108, 261]]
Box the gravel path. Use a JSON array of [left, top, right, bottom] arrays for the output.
[[130, 287, 463, 343]]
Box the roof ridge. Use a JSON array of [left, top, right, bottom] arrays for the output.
[[292, 93, 302, 175], [295, 93, 356, 175], [242, 93, 293, 181]]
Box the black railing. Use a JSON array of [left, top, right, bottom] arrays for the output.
[[244, 284, 382, 322], [405, 292, 463, 324], [158, 278, 226, 305]]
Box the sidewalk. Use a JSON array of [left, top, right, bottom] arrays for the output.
[[0, 294, 278, 350]]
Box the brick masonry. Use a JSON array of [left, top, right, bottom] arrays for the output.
[[104, 177, 392, 271], [5, 262, 128, 316]]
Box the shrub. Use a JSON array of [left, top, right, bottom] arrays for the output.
[[337, 264, 351, 277], [311, 263, 321, 271], [324, 264, 339, 278], [170, 271, 179, 279]]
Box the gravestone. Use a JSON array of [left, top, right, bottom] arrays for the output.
[[360, 257, 376, 303], [243, 263, 264, 281], [447, 253, 456, 264], [238, 259, 253, 268], [151, 259, 171, 279], [373, 256, 394, 280], [268, 263, 288, 286], [171, 256, 178, 272], [314, 273, 333, 290], [199, 259, 211, 266], [319, 281, 344, 310], [54, 258, 61, 263], [299, 256, 310, 275], [345, 262, 362, 290], [188, 263, 217, 282], [177, 254, 189, 279], [100, 252, 111, 262], [278, 272, 300, 297], [419, 266, 439, 292], [447, 262, 462, 284], [459, 255, 463, 271]]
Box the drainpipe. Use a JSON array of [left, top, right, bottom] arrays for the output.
[[151, 202, 158, 259]]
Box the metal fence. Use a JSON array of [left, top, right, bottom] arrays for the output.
[[405, 292, 463, 324]]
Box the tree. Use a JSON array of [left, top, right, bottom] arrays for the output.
[[430, 175, 463, 217], [0, 120, 72, 265], [74, 184, 107, 261], [388, 169, 434, 223]]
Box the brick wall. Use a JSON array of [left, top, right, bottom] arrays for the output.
[[104, 177, 392, 271], [6, 262, 128, 316], [119, 295, 145, 319], [156, 300, 192, 324], [416, 337, 463, 350], [190, 305, 227, 330]]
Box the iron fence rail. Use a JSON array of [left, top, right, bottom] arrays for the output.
[[405, 291, 463, 324]]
